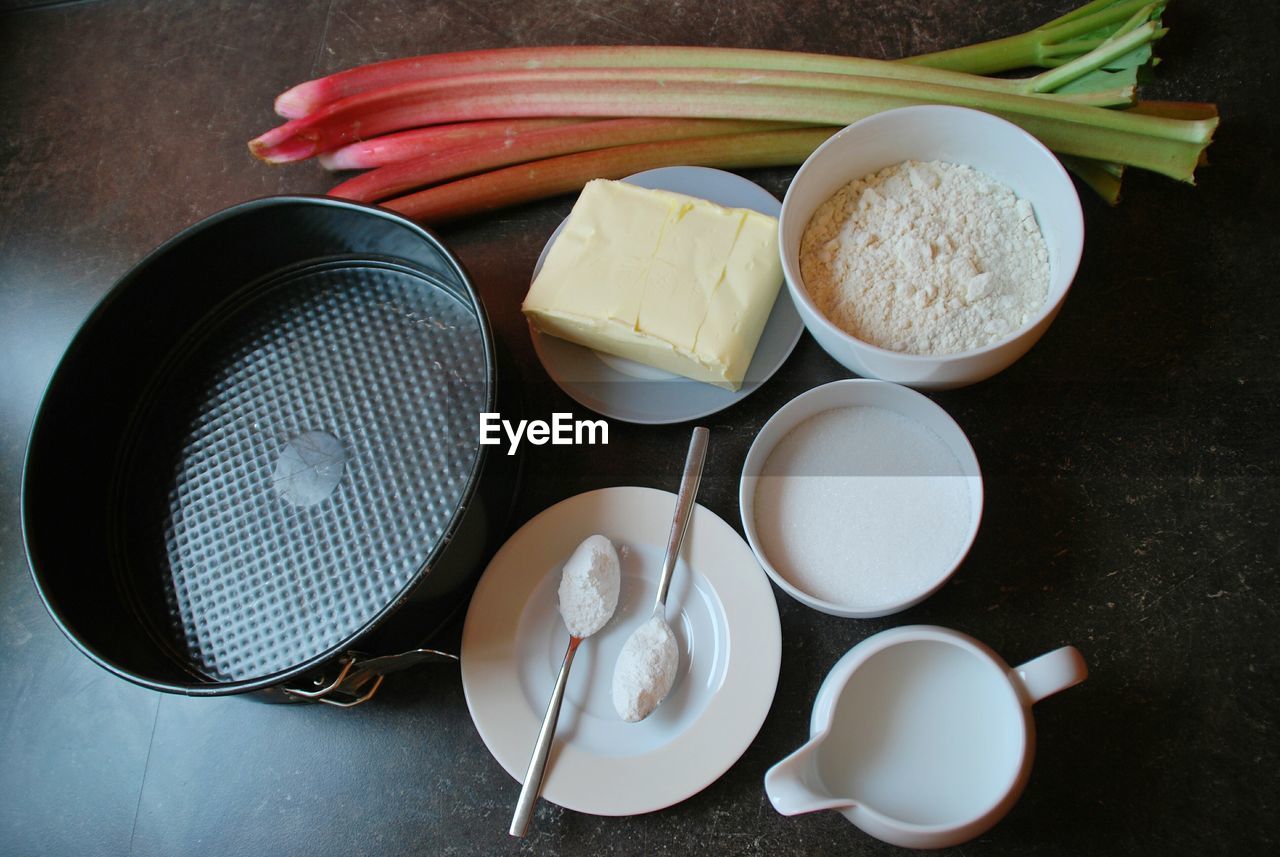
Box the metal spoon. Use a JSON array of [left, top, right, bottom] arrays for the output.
[[508, 635, 584, 838], [655, 426, 710, 616], [613, 426, 710, 722], [509, 536, 618, 838]]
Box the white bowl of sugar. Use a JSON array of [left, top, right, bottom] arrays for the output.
[[740, 379, 982, 618], [778, 105, 1084, 390]]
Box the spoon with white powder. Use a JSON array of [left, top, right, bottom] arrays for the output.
[[509, 533, 620, 838], [612, 426, 709, 723]]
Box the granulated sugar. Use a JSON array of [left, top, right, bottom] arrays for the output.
[[753, 406, 974, 610], [799, 160, 1050, 355]]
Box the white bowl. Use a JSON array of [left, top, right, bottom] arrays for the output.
[[778, 105, 1084, 390], [739, 379, 983, 618]]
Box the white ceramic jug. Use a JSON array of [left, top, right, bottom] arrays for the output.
[[765, 625, 1087, 849]]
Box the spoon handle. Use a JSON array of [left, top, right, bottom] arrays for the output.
[[654, 426, 710, 613], [509, 635, 582, 837]]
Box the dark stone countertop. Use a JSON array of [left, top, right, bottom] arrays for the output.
[[0, 1, 1275, 855]]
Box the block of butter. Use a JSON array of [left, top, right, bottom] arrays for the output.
[[522, 179, 783, 391]]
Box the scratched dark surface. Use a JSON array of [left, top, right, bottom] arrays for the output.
[[0, 1, 1275, 855]]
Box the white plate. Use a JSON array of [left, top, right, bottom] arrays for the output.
[[460, 486, 782, 816], [529, 166, 805, 425]]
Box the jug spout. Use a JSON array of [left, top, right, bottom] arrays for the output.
[[765, 735, 857, 816]]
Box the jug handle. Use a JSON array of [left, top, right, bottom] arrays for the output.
[[1014, 646, 1088, 704], [764, 738, 858, 816]]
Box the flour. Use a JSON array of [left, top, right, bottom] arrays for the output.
[[612, 614, 678, 722], [557, 534, 620, 638], [799, 160, 1050, 355]]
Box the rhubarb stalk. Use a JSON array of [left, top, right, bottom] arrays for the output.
[[902, 0, 1162, 73], [251, 63, 1146, 163], [318, 118, 581, 170], [251, 68, 1214, 182], [275, 0, 1162, 117], [251, 0, 1212, 212], [329, 118, 811, 202], [381, 97, 1217, 222], [382, 129, 836, 223]]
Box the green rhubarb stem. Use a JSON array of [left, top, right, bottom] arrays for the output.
[[902, 0, 1160, 73], [1034, 31, 1166, 68], [1105, 2, 1161, 40], [382, 129, 837, 223], [251, 70, 1215, 181], [1043, 3, 1160, 160], [1029, 18, 1159, 92], [329, 118, 803, 201], [1059, 154, 1126, 203], [1042, 37, 1109, 59]]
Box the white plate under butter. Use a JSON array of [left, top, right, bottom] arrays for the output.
[[460, 486, 782, 816], [530, 167, 804, 425]]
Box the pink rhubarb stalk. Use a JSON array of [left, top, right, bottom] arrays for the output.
[[249, 68, 1214, 182], [252, 66, 1033, 163], [381, 128, 837, 224], [318, 118, 582, 170], [273, 43, 1063, 119], [329, 117, 802, 202]]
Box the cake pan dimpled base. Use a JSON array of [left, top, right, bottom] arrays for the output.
[[23, 197, 514, 697]]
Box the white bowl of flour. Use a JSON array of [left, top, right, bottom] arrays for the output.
[[740, 379, 982, 617], [779, 105, 1084, 390]]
